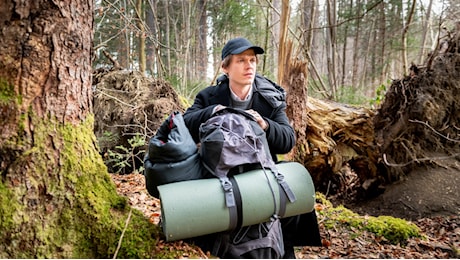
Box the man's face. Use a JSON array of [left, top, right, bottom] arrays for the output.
[[223, 49, 257, 88]]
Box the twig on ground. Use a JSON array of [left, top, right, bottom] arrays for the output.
[[113, 209, 133, 259]]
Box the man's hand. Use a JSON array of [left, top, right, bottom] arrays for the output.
[[246, 109, 269, 130], [212, 105, 226, 114]]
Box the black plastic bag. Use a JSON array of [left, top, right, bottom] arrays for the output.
[[144, 111, 207, 197]]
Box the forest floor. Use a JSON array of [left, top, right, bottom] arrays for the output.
[[111, 159, 459, 259]]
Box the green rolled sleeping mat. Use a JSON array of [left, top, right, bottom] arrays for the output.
[[158, 161, 316, 241]]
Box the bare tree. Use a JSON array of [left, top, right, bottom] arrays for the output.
[[135, 0, 146, 73], [418, 0, 434, 64], [195, 0, 208, 80], [402, 0, 417, 74], [326, 0, 338, 99]]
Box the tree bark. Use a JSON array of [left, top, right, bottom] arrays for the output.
[[118, 0, 130, 69], [196, 0, 208, 80], [282, 41, 309, 163], [351, 0, 361, 87], [402, 0, 417, 74], [418, 0, 433, 64], [135, 0, 146, 73], [326, 0, 337, 99], [277, 0, 290, 83], [146, 0, 158, 75], [0, 0, 158, 258]]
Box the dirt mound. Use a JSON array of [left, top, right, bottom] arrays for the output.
[[350, 158, 459, 220], [92, 69, 184, 173]]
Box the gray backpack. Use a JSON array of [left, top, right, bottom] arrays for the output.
[[199, 108, 296, 258]]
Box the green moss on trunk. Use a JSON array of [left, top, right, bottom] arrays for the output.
[[0, 114, 164, 258]]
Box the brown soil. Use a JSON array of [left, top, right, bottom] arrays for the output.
[[350, 158, 460, 221]]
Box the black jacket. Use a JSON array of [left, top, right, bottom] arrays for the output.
[[183, 74, 295, 161]]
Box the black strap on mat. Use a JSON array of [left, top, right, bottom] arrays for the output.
[[229, 176, 243, 230]]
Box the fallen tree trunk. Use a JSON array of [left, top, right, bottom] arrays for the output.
[[288, 95, 380, 198]]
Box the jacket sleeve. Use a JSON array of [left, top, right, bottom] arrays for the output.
[[263, 102, 296, 155], [183, 89, 217, 143]]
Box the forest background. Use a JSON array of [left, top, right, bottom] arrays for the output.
[[0, 0, 458, 258], [94, 0, 458, 105]]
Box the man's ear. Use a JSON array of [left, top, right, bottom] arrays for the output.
[[221, 63, 228, 74]]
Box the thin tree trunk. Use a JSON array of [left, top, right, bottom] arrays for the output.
[[119, 0, 130, 69], [351, 0, 361, 88], [163, 1, 171, 77], [277, 0, 290, 83], [181, 0, 192, 92], [326, 0, 337, 99], [301, 0, 315, 50], [301, 0, 329, 98], [402, 0, 417, 74], [359, 19, 375, 89], [196, 0, 208, 80], [419, 0, 433, 64], [379, 0, 387, 84], [146, 1, 155, 74], [136, 0, 146, 73], [269, 0, 281, 79], [340, 0, 349, 88]]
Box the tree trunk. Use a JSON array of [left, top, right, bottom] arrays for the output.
[[282, 41, 309, 163], [418, 0, 433, 64], [196, 0, 208, 80], [378, 0, 387, 84], [118, 0, 131, 69], [277, 0, 290, 83], [0, 1, 158, 258], [326, 0, 337, 99], [163, 1, 172, 77], [136, 0, 146, 73], [271, 0, 281, 78], [146, 0, 158, 75], [351, 0, 361, 88], [401, 0, 417, 74]]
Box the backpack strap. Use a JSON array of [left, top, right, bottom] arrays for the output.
[[272, 168, 296, 202], [273, 168, 296, 218], [219, 176, 238, 231], [230, 176, 243, 229], [261, 159, 297, 218]]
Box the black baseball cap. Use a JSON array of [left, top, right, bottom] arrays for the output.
[[221, 37, 264, 60]]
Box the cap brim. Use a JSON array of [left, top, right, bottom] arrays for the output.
[[231, 46, 264, 55]]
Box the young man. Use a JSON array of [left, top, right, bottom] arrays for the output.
[[183, 37, 296, 163], [183, 37, 321, 258]]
